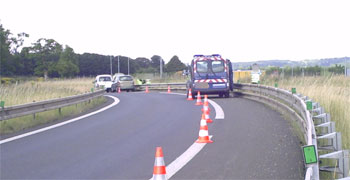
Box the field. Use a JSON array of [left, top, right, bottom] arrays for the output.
[[0, 78, 106, 134], [0, 77, 95, 106], [261, 75, 350, 150]]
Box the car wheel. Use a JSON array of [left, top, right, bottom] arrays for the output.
[[219, 93, 223, 98]]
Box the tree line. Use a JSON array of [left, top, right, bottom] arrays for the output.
[[0, 24, 187, 79]]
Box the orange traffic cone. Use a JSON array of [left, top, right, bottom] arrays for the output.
[[201, 95, 210, 112], [152, 147, 167, 180], [167, 86, 171, 93], [187, 88, 194, 101], [196, 115, 213, 143], [145, 86, 149, 93], [118, 87, 121, 93], [195, 91, 203, 106], [204, 110, 213, 123]]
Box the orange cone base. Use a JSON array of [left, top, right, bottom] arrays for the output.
[[195, 102, 203, 106], [206, 119, 213, 123], [187, 97, 194, 101], [196, 138, 213, 143]]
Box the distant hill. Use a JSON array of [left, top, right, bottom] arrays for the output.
[[232, 57, 350, 69]]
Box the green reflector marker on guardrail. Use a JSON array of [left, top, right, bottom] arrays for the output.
[[291, 88, 296, 94], [306, 101, 312, 110], [0, 101, 4, 108], [274, 83, 278, 88], [91, 88, 94, 92], [302, 145, 318, 165]]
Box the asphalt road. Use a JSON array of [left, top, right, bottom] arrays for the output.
[[0, 92, 304, 179]]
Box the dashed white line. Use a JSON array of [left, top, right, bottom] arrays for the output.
[[165, 135, 213, 179], [0, 95, 120, 145]]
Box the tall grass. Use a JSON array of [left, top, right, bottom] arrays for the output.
[[261, 75, 350, 150], [0, 77, 95, 106], [0, 78, 106, 134]]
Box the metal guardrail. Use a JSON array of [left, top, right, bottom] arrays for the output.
[[136, 83, 187, 90], [233, 83, 349, 180], [0, 90, 105, 121]]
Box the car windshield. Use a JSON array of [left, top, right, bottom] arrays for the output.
[[119, 76, 133, 81], [196, 61, 208, 73], [212, 61, 225, 73], [99, 77, 111, 81]]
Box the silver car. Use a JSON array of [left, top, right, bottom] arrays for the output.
[[111, 75, 135, 92]]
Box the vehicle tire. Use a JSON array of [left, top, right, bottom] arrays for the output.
[[127, 90, 130, 92], [224, 91, 230, 98], [219, 93, 223, 98]]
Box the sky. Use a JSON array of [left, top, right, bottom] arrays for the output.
[[0, 0, 349, 63]]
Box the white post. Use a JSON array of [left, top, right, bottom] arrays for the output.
[[118, 56, 120, 74], [110, 56, 112, 75], [128, 57, 130, 75], [160, 57, 163, 79]]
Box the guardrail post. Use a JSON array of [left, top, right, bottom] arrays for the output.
[[319, 150, 349, 178], [317, 132, 342, 151], [58, 108, 62, 116]]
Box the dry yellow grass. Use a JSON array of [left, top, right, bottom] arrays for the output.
[[262, 75, 350, 150], [0, 78, 94, 106]]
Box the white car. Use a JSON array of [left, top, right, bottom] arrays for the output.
[[94, 75, 113, 92]]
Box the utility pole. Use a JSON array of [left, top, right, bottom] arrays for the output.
[[127, 57, 130, 75], [160, 57, 163, 79], [292, 65, 294, 77], [118, 56, 120, 74], [110, 56, 112, 76]]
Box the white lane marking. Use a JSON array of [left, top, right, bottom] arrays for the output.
[[207, 99, 224, 119], [149, 136, 213, 180], [0, 95, 120, 145], [160, 92, 225, 120], [160, 92, 186, 96]]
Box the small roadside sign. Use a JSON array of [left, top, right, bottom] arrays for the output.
[[302, 145, 318, 165], [291, 88, 296, 94], [306, 101, 312, 110], [0, 101, 4, 108], [274, 82, 278, 88]]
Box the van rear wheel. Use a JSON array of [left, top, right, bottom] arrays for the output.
[[224, 91, 230, 98]]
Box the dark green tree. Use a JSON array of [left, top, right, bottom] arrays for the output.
[[165, 55, 186, 72], [0, 24, 14, 76], [30, 38, 62, 79], [56, 45, 79, 77]]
